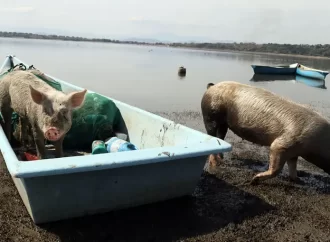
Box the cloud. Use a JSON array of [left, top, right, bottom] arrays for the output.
[[129, 16, 145, 21], [0, 7, 35, 13]]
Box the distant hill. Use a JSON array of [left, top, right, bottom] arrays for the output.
[[122, 38, 168, 43], [0, 25, 234, 44], [126, 33, 235, 44]]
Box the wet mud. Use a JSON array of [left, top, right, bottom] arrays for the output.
[[1, 109, 330, 242]]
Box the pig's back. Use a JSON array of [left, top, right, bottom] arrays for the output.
[[209, 81, 328, 145], [4, 71, 54, 115]]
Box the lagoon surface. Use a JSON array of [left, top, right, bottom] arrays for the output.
[[1, 37, 330, 113]]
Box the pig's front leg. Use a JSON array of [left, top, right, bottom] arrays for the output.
[[32, 126, 46, 159], [1, 109, 13, 142], [54, 136, 65, 158], [20, 117, 29, 149]]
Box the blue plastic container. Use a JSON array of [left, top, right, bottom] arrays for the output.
[[105, 137, 138, 153]]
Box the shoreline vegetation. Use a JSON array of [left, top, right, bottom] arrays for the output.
[[1, 31, 330, 59]]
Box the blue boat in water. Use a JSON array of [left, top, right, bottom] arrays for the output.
[[251, 63, 298, 75], [296, 64, 329, 80]]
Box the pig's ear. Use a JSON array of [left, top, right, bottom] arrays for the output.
[[68, 89, 87, 108], [29, 85, 45, 104]]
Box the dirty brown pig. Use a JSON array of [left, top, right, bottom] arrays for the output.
[[0, 70, 87, 159], [201, 81, 330, 184]]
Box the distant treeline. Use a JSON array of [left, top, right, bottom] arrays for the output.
[[171, 42, 330, 58], [1, 31, 330, 58], [0, 31, 147, 45]]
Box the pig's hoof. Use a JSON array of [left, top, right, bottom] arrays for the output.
[[289, 176, 302, 184], [37, 154, 47, 160], [208, 154, 223, 166], [236, 180, 252, 187], [208, 155, 217, 167], [250, 177, 260, 185]]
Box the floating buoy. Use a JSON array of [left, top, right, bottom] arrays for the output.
[[178, 66, 186, 76]]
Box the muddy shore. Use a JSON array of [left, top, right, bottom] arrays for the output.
[[1, 107, 330, 242]]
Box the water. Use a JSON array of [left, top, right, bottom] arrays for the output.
[[1, 37, 330, 113]]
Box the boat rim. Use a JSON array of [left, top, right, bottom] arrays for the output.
[[251, 63, 298, 69]]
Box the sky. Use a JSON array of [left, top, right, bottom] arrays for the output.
[[0, 0, 330, 44]]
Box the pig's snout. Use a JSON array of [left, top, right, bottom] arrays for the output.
[[44, 127, 62, 141]]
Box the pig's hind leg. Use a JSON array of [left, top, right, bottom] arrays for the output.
[[250, 137, 298, 184], [287, 157, 298, 182], [0, 105, 13, 143], [0, 82, 13, 142]]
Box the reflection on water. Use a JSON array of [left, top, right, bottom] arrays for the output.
[[250, 74, 296, 82], [295, 75, 326, 89], [250, 74, 326, 89], [250, 74, 327, 89], [178, 75, 187, 81]]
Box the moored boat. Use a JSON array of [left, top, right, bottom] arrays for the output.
[[0, 55, 232, 224], [251, 63, 298, 75], [296, 64, 329, 80]]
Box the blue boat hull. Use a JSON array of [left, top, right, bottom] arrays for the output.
[[296, 66, 329, 80], [251, 64, 298, 75]]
